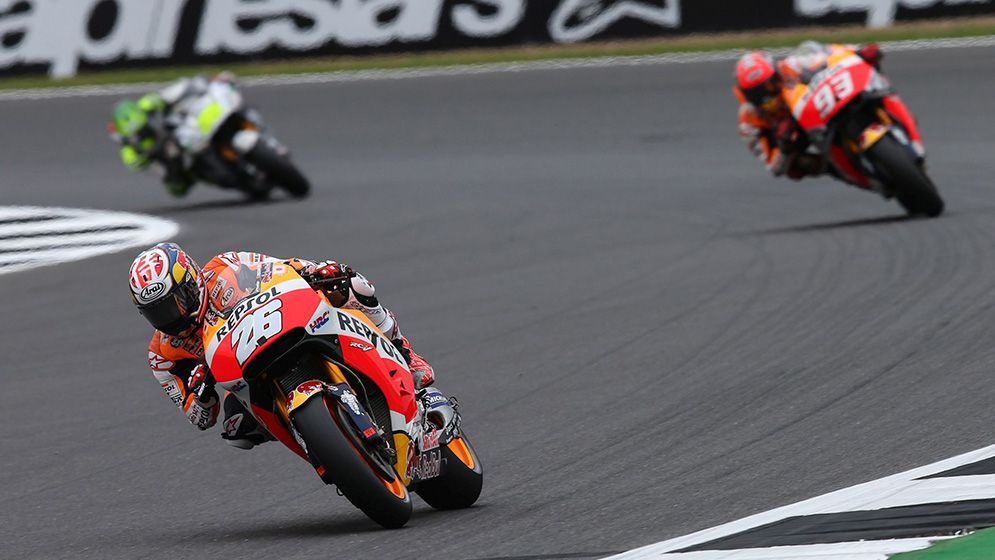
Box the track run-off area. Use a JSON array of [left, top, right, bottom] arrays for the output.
[[2, 42, 995, 560]]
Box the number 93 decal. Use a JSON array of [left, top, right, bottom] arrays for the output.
[[230, 299, 284, 366], [812, 71, 854, 119]]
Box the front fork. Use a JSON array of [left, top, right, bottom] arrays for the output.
[[278, 361, 390, 482]]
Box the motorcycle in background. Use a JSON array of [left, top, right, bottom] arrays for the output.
[[109, 77, 310, 200], [783, 44, 943, 217], [168, 79, 310, 199]]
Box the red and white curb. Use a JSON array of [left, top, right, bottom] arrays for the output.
[[605, 445, 995, 559], [0, 206, 178, 275]]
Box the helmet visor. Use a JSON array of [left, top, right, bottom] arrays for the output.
[[137, 275, 200, 336], [138, 295, 195, 336], [742, 80, 782, 113]]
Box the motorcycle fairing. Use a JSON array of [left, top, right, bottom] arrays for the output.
[[791, 55, 875, 131], [204, 275, 316, 382], [781, 49, 926, 191], [306, 305, 418, 431], [202, 268, 420, 479], [174, 81, 244, 153]]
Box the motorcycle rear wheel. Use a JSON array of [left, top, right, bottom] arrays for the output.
[[866, 135, 944, 217], [247, 143, 311, 198], [414, 435, 483, 510], [293, 394, 412, 529]]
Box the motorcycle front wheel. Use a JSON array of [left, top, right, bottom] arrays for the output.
[[293, 394, 412, 529], [866, 135, 944, 217]]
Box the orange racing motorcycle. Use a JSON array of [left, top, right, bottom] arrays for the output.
[[203, 263, 482, 528], [782, 44, 944, 217]]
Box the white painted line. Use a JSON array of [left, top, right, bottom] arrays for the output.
[[1, 35, 993, 102], [605, 444, 995, 559], [630, 538, 953, 559], [0, 206, 178, 275]]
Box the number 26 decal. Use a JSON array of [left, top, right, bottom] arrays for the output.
[[231, 299, 283, 365]]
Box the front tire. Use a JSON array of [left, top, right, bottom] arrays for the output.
[[246, 142, 311, 198], [415, 436, 483, 510], [866, 135, 943, 217], [293, 395, 412, 529]]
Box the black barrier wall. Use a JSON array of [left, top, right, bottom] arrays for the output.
[[3, 0, 994, 78]]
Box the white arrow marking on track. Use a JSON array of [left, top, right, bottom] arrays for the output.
[[0, 206, 178, 275]]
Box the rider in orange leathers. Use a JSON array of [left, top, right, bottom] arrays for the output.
[[129, 243, 434, 448], [734, 42, 924, 181]]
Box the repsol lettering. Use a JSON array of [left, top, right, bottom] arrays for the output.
[[216, 286, 279, 341], [335, 311, 404, 363]]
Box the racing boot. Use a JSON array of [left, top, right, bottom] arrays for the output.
[[220, 392, 274, 449], [393, 335, 434, 389]]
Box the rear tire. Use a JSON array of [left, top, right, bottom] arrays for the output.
[[415, 436, 483, 510], [246, 143, 311, 198], [866, 135, 943, 217], [293, 395, 412, 529]]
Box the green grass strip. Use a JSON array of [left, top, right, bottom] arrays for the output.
[[892, 528, 995, 559], [2, 18, 995, 91]]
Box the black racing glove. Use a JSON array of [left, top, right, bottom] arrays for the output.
[[301, 261, 354, 306]]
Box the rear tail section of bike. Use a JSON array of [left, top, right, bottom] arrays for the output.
[[410, 389, 483, 510]]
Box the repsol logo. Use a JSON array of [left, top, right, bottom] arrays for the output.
[[334, 311, 405, 364], [215, 286, 279, 341]]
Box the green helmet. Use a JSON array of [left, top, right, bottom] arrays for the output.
[[112, 100, 149, 138]]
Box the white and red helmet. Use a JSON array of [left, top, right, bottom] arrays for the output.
[[128, 243, 203, 336], [735, 51, 782, 111]]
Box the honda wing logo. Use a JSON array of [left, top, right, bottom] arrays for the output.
[[549, 0, 681, 42]]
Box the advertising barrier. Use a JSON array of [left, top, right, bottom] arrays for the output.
[[2, 0, 994, 78]]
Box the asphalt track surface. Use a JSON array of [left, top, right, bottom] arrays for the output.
[[2, 46, 995, 560]]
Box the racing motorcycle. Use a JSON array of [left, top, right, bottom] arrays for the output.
[[783, 45, 943, 217], [168, 79, 309, 199], [202, 263, 482, 528]]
